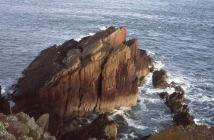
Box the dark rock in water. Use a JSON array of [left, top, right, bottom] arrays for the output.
[[147, 125, 214, 140], [11, 27, 152, 135], [173, 112, 194, 126], [159, 92, 169, 100], [166, 92, 185, 113], [174, 86, 185, 94], [61, 114, 117, 140], [159, 81, 194, 127], [0, 112, 55, 140], [169, 81, 177, 88], [165, 91, 194, 126], [152, 69, 169, 89]]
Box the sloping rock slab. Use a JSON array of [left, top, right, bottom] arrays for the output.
[[147, 125, 214, 140]]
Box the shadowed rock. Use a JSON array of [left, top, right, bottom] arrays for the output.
[[0, 97, 10, 114], [60, 114, 117, 140], [159, 92, 169, 100], [173, 112, 194, 126]]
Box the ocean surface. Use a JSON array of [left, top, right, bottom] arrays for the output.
[[0, 0, 214, 139]]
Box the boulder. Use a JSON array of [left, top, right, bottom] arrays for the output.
[[11, 27, 152, 135], [152, 69, 169, 89], [147, 125, 214, 140]]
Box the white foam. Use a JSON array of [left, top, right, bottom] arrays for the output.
[[9, 100, 16, 108], [75, 32, 95, 41], [111, 107, 148, 130], [197, 96, 214, 102], [98, 26, 108, 30], [144, 98, 162, 103], [194, 118, 204, 125], [88, 32, 95, 36], [119, 132, 139, 140], [167, 72, 190, 93], [153, 60, 165, 70], [1, 87, 6, 95], [147, 50, 155, 56], [75, 35, 86, 41], [129, 132, 138, 138]]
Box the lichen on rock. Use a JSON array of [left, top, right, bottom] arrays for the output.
[[0, 112, 55, 140]]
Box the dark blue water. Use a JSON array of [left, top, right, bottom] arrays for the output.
[[0, 0, 214, 139]]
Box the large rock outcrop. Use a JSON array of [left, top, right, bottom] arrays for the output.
[[12, 27, 152, 134]]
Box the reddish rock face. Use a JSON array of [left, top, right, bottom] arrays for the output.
[[12, 27, 152, 133]]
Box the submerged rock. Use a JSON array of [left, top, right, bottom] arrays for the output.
[[147, 125, 214, 140], [152, 69, 169, 89]]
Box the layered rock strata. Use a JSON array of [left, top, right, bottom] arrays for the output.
[[11, 27, 152, 135]]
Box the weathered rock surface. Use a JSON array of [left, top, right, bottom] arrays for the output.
[[0, 112, 55, 140], [60, 114, 117, 140], [152, 69, 169, 89], [147, 125, 214, 140], [11, 27, 152, 135], [159, 81, 195, 126]]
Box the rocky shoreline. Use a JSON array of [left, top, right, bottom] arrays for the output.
[[0, 27, 213, 140]]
